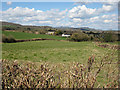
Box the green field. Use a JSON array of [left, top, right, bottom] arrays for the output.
[[2, 31, 67, 40], [2, 40, 118, 88], [2, 40, 117, 63], [2, 20, 119, 88]]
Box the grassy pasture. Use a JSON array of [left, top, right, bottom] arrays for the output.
[[2, 40, 117, 64], [2, 31, 67, 40], [2, 40, 118, 88]]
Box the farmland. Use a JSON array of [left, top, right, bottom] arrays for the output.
[[2, 40, 117, 63], [2, 22, 119, 88], [2, 40, 118, 88], [2, 31, 67, 40]]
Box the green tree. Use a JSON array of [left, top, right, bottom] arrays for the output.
[[2, 34, 16, 43], [70, 32, 90, 42], [102, 32, 118, 42], [55, 30, 63, 35]]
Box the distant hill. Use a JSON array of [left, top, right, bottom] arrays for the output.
[[1, 21, 56, 30], [1, 21, 100, 31], [55, 26, 102, 32], [1, 21, 22, 26], [1, 21, 118, 33]]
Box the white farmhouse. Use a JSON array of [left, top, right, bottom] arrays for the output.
[[46, 30, 55, 35], [62, 34, 70, 37], [46, 31, 55, 35]]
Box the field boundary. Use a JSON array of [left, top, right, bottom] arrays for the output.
[[16, 38, 54, 42], [95, 42, 120, 50], [14, 38, 68, 42]]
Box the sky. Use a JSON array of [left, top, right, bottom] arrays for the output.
[[1, 1, 119, 30]]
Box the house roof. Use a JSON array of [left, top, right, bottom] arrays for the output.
[[48, 30, 55, 32]]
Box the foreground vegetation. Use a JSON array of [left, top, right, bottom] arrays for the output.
[[2, 40, 119, 88], [2, 51, 118, 88]]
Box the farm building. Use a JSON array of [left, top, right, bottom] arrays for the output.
[[62, 34, 70, 37], [35, 32, 39, 34], [46, 30, 55, 35], [46, 32, 55, 35]]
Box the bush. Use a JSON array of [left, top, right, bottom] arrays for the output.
[[55, 30, 63, 35], [102, 33, 118, 42], [2, 25, 16, 30], [69, 33, 90, 42], [39, 30, 47, 34], [2, 34, 16, 43]]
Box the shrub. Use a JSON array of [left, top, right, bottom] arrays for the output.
[[102, 33, 118, 42], [69, 33, 90, 42], [39, 30, 47, 34], [2, 25, 16, 30], [2, 34, 16, 43], [55, 30, 63, 35]]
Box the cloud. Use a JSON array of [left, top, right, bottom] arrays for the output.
[[1, 3, 118, 30], [97, 4, 116, 13], [73, 0, 119, 3], [7, 1, 12, 5], [69, 5, 96, 19], [72, 18, 83, 22], [68, 3, 117, 19], [2, 7, 67, 26], [90, 16, 99, 22], [104, 20, 112, 23], [88, 14, 118, 29], [5, 7, 39, 17]]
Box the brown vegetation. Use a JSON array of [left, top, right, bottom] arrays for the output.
[[95, 42, 120, 50], [2, 53, 118, 88]]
